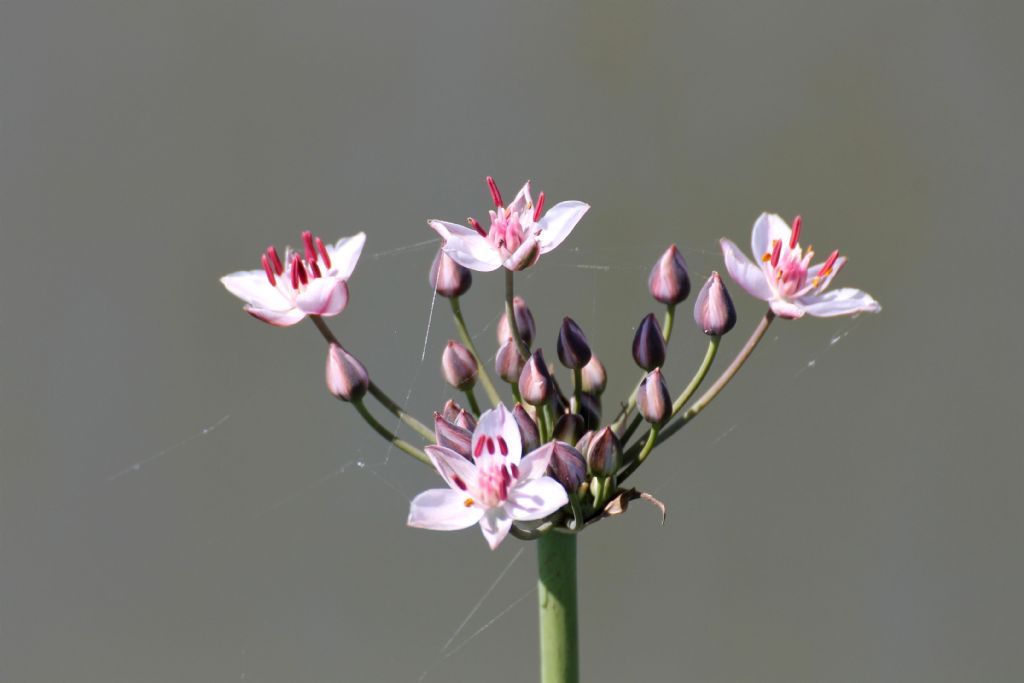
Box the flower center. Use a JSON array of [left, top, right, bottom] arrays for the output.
[[261, 230, 333, 294], [473, 435, 514, 506], [759, 217, 841, 299]]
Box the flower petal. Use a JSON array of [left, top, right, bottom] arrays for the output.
[[325, 232, 366, 280], [294, 278, 349, 316], [479, 508, 513, 549], [720, 238, 773, 301], [407, 488, 485, 531], [751, 213, 792, 258], [798, 288, 881, 317], [508, 180, 533, 216], [244, 304, 307, 327], [425, 445, 480, 493], [535, 201, 589, 253], [428, 220, 504, 272], [503, 235, 540, 271], [221, 270, 293, 310], [516, 444, 556, 481], [506, 477, 568, 521], [769, 298, 806, 319], [470, 405, 523, 465]]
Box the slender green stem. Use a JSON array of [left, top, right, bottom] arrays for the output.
[[572, 368, 583, 414], [505, 269, 531, 360], [310, 316, 435, 442], [662, 303, 677, 343], [511, 384, 523, 404], [567, 492, 584, 531], [669, 335, 720, 418], [449, 297, 502, 407], [351, 399, 430, 466], [620, 414, 643, 444], [537, 533, 579, 683], [462, 386, 481, 416], [617, 426, 659, 481]]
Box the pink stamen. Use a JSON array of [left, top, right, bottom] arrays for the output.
[[452, 474, 467, 491], [468, 217, 487, 237], [290, 254, 301, 289], [510, 463, 519, 479], [267, 246, 284, 275], [533, 191, 545, 222], [302, 231, 316, 262], [819, 249, 840, 277], [295, 259, 309, 286], [261, 254, 277, 286], [497, 436, 508, 456], [790, 215, 802, 249], [486, 176, 504, 208], [315, 237, 331, 268], [474, 437, 486, 457], [486, 437, 495, 455], [308, 260, 322, 278], [770, 239, 782, 268]]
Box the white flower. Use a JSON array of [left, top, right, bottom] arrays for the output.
[[408, 404, 569, 549], [221, 231, 365, 326], [428, 178, 589, 272], [720, 213, 881, 319]]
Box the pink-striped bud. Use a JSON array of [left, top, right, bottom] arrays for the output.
[[513, 403, 540, 452], [441, 340, 478, 390], [454, 408, 477, 431], [585, 426, 621, 476], [546, 442, 588, 491], [497, 296, 536, 347], [441, 399, 463, 423], [693, 271, 737, 336], [637, 368, 671, 424], [580, 355, 607, 395], [648, 244, 691, 304], [429, 248, 472, 298], [434, 413, 473, 459], [495, 338, 526, 384], [325, 343, 369, 402], [518, 349, 553, 406]]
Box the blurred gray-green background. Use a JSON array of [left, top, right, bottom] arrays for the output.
[[2, 1, 1021, 681]]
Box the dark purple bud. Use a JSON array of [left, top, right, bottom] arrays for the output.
[[454, 409, 476, 431], [637, 368, 671, 424], [547, 442, 588, 491], [441, 340, 478, 390], [632, 313, 666, 371], [579, 355, 607, 395], [577, 392, 601, 430], [441, 399, 463, 423], [497, 296, 536, 347], [428, 248, 472, 298], [648, 244, 691, 304], [586, 426, 622, 476], [693, 271, 737, 336], [553, 413, 586, 444], [495, 338, 526, 384], [518, 349, 553, 406], [513, 403, 540, 452], [433, 413, 472, 459], [325, 343, 369, 402], [556, 317, 592, 370]]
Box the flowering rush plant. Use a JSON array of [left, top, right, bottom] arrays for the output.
[[221, 177, 879, 683]]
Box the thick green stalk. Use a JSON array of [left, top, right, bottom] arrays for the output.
[[449, 297, 502, 407], [505, 269, 531, 360], [351, 399, 430, 466], [538, 533, 579, 683]]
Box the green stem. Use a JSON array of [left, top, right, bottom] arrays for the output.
[[572, 368, 583, 413], [669, 335, 720, 418], [462, 385, 481, 416], [351, 399, 430, 466], [618, 426, 659, 481], [662, 303, 676, 343], [537, 533, 579, 683], [620, 414, 643, 444], [511, 384, 523, 404], [449, 297, 502, 407], [505, 269, 531, 360]]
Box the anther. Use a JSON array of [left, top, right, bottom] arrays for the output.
[[486, 437, 495, 455], [295, 258, 309, 285], [770, 239, 782, 268], [533, 191, 545, 222], [474, 437, 486, 457], [819, 249, 840, 277], [468, 217, 487, 237], [261, 254, 277, 286], [290, 254, 301, 289], [452, 474, 468, 491], [315, 237, 331, 268], [510, 463, 519, 479], [486, 176, 504, 208], [790, 215, 802, 249], [463, 498, 474, 508], [497, 436, 508, 456], [308, 260, 322, 278], [302, 231, 316, 262], [267, 246, 284, 275]]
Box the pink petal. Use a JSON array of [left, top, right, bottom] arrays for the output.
[[535, 201, 589, 254], [503, 235, 540, 271], [506, 477, 568, 522], [425, 445, 481, 493], [294, 278, 349, 316], [470, 405, 523, 465], [768, 299, 806, 319], [507, 180, 533, 216], [325, 232, 366, 280], [221, 270, 293, 310], [516, 444, 556, 481], [244, 304, 307, 327], [407, 488, 485, 531], [720, 238, 773, 301], [751, 213, 792, 258], [428, 220, 504, 272], [798, 288, 881, 317], [478, 509, 513, 550]]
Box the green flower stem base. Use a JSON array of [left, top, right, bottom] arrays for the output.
[[538, 532, 579, 683]]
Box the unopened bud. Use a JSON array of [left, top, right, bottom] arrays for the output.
[[497, 296, 536, 347], [429, 248, 472, 298], [556, 317, 593, 370], [577, 392, 601, 430], [586, 426, 621, 476], [547, 442, 587, 491], [325, 343, 369, 402], [693, 271, 737, 336], [495, 338, 526, 383], [512, 403, 540, 452], [632, 313, 666, 371], [442, 399, 463, 423], [648, 244, 691, 304], [433, 413, 472, 459], [637, 368, 671, 424], [575, 430, 594, 457], [441, 340, 478, 390], [518, 349, 552, 406], [454, 409, 476, 431], [579, 355, 606, 395], [553, 413, 586, 444]]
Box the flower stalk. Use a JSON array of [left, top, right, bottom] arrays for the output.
[[537, 533, 579, 683]]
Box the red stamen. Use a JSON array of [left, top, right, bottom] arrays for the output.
[[510, 463, 519, 479], [308, 260, 322, 278], [486, 437, 495, 455], [468, 217, 487, 237], [267, 246, 284, 275], [533, 191, 545, 222], [790, 215, 802, 249], [486, 176, 504, 208], [770, 239, 782, 268], [315, 237, 331, 268], [290, 254, 301, 289], [452, 474, 467, 491], [296, 259, 309, 285], [820, 249, 840, 277], [497, 436, 508, 456], [261, 254, 277, 286], [474, 437, 486, 457], [302, 231, 316, 262]]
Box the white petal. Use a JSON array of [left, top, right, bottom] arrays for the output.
[[506, 477, 568, 521], [428, 220, 504, 272], [751, 213, 792, 258], [244, 304, 307, 327], [769, 298, 806, 319], [408, 488, 484, 531], [516, 444, 555, 481], [508, 180, 533, 216], [325, 232, 366, 280], [221, 270, 293, 310], [425, 445, 481, 493], [720, 238, 773, 301], [294, 278, 349, 316], [503, 235, 540, 271], [535, 201, 589, 253], [471, 405, 522, 465], [478, 508, 513, 550], [798, 288, 881, 317]]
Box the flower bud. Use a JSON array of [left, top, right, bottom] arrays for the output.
[[547, 442, 587, 491], [454, 409, 476, 431], [441, 399, 463, 423], [441, 340, 478, 390], [325, 343, 369, 402], [577, 392, 601, 430], [693, 271, 737, 336], [433, 413, 472, 459], [518, 349, 552, 406], [494, 338, 526, 384], [512, 403, 540, 452], [428, 248, 472, 298], [648, 244, 691, 304], [632, 313, 666, 371], [556, 317, 592, 370], [497, 296, 536, 347], [637, 368, 671, 424], [586, 426, 622, 476], [579, 355, 607, 395], [575, 430, 594, 457], [553, 413, 585, 444]]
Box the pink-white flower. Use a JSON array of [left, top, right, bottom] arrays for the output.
[[720, 213, 881, 319], [221, 231, 366, 326], [408, 404, 569, 549], [428, 177, 589, 272]]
